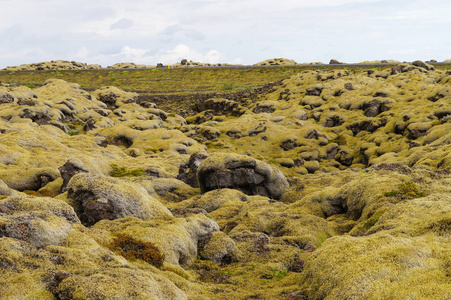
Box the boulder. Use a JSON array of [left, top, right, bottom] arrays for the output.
[[92, 86, 139, 107], [197, 153, 289, 200], [412, 60, 435, 71], [192, 188, 249, 212], [0, 196, 79, 248], [253, 58, 298, 66], [94, 214, 220, 266], [0, 167, 60, 192], [66, 173, 172, 226], [329, 59, 343, 65], [56, 268, 187, 300], [306, 84, 323, 96]]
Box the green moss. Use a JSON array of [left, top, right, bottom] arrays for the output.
[[352, 209, 387, 235], [67, 122, 84, 136], [110, 164, 144, 177], [384, 190, 398, 197], [259, 268, 289, 280], [108, 233, 165, 268], [68, 128, 80, 136], [384, 181, 425, 199], [314, 232, 328, 248]]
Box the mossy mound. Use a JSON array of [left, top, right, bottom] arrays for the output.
[[3, 60, 101, 71], [66, 173, 173, 226], [93, 214, 219, 266], [254, 58, 298, 66], [107, 62, 154, 69], [359, 59, 401, 64]]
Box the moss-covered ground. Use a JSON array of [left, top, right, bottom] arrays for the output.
[[0, 64, 420, 94], [1, 61, 451, 299]]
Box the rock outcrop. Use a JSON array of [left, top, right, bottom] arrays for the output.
[[197, 153, 289, 199]]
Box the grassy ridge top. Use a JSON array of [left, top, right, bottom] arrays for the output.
[[0, 64, 403, 94]]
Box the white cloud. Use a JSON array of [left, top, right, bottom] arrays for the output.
[[110, 19, 134, 30], [114, 46, 150, 61], [366, 31, 387, 40]]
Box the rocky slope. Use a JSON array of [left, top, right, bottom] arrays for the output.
[[0, 61, 451, 299]]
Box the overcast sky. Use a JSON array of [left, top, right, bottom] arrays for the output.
[[0, 0, 450, 68]]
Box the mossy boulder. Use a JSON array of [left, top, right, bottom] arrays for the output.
[[254, 58, 298, 66], [191, 188, 249, 213], [94, 214, 220, 266], [56, 267, 187, 300], [0, 227, 188, 300], [197, 153, 289, 199], [3, 60, 95, 71], [0, 196, 79, 247], [66, 173, 172, 226], [199, 231, 240, 264], [92, 86, 139, 107]]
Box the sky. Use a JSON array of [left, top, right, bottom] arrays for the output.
[[0, 0, 450, 68]]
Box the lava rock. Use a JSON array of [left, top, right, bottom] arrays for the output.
[[177, 153, 209, 188], [58, 159, 89, 192], [197, 153, 289, 200]]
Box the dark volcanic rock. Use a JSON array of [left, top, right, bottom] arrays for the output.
[[197, 153, 289, 200], [306, 85, 323, 96], [177, 153, 209, 188], [363, 99, 392, 117], [0, 92, 14, 104], [58, 159, 89, 192], [412, 60, 435, 71], [329, 59, 343, 65]]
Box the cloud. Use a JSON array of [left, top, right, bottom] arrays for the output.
[[366, 31, 387, 40], [159, 24, 206, 43], [1, 0, 451, 67], [114, 46, 151, 61], [111, 19, 134, 30], [154, 44, 223, 64]]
